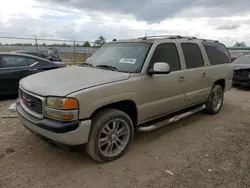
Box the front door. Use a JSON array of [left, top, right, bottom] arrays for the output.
[[138, 42, 186, 123]]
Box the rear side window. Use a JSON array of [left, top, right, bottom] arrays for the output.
[[27, 58, 38, 65], [150, 43, 181, 71], [1, 56, 28, 68], [202, 42, 231, 65], [181, 43, 204, 69]]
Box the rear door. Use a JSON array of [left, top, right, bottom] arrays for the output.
[[0, 55, 30, 94], [202, 42, 232, 92], [178, 42, 211, 106]]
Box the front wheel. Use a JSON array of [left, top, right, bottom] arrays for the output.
[[86, 109, 134, 163], [205, 85, 224, 114]]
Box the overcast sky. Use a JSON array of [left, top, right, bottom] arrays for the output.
[[0, 0, 250, 46]]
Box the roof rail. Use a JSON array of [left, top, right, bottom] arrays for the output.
[[138, 35, 218, 42], [200, 38, 219, 42], [138, 35, 197, 40], [138, 35, 181, 40]]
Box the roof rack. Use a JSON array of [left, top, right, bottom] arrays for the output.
[[138, 35, 218, 42], [138, 35, 196, 40], [200, 39, 219, 42]]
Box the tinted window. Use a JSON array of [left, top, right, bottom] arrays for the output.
[[181, 43, 204, 69], [1, 56, 27, 68], [202, 42, 231, 65], [150, 43, 181, 71], [27, 58, 38, 65]]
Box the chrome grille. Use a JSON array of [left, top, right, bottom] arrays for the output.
[[19, 88, 43, 115]]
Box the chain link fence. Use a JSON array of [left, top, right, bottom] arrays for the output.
[[0, 36, 100, 64]]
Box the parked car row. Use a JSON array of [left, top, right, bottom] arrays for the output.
[[0, 52, 66, 96]]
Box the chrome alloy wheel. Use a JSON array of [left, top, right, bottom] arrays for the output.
[[98, 119, 130, 157]]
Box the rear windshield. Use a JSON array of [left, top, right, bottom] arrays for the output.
[[86, 42, 152, 73], [202, 42, 231, 65], [233, 56, 250, 64]]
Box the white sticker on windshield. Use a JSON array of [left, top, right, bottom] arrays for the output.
[[119, 58, 137, 64]]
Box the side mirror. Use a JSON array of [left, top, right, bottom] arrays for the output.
[[148, 62, 171, 75]]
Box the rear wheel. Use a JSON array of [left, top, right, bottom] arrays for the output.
[[86, 109, 134, 163], [205, 85, 224, 114]]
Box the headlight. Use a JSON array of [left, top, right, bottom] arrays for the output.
[[46, 97, 78, 110], [45, 97, 79, 121]]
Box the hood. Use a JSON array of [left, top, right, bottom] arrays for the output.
[[233, 64, 250, 71], [20, 66, 130, 96]]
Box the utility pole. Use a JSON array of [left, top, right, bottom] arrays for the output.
[[34, 35, 38, 51], [73, 38, 76, 64]]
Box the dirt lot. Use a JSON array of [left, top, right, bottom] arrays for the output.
[[0, 88, 250, 188]]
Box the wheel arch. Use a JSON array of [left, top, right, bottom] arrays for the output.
[[214, 79, 225, 90], [90, 100, 138, 126]]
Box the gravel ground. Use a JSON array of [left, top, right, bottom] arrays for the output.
[[0, 88, 250, 188]]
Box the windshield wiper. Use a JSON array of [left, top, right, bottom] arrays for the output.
[[79, 62, 93, 67], [96, 65, 118, 71]]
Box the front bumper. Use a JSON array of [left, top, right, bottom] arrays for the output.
[[233, 77, 250, 86], [17, 100, 92, 145]]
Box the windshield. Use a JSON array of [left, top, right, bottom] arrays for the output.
[[86, 42, 152, 73], [233, 56, 250, 64]]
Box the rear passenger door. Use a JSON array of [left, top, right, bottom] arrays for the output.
[[179, 42, 211, 106]]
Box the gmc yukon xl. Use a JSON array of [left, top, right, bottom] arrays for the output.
[[17, 35, 233, 162]]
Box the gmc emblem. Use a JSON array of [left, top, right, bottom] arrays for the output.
[[23, 96, 32, 107]]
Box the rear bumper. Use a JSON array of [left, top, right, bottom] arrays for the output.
[[17, 100, 91, 145]]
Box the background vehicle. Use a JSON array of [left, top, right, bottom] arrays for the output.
[[0, 52, 66, 96], [17, 35, 233, 163], [229, 52, 244, 62], [13, 49, 62, 62], [232, 55, 250, 87]]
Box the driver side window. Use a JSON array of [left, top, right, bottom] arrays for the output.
[[150, 43, 181, 72]]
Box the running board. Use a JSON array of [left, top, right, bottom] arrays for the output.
[[137, 104, 206, 132]]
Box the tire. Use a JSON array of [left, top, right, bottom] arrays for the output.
[[86, 109, 134, 163], [205, 85, 224, 114]]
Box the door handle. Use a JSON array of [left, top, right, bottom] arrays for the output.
[[202, 72, 206, 77], [179, 76, 184, 83]]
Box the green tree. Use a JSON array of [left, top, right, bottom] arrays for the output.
[[82, 41, 91, 47], [233, 42, 247, 48], [94, 36, 106, 47], [61, 43, 69, 47]]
